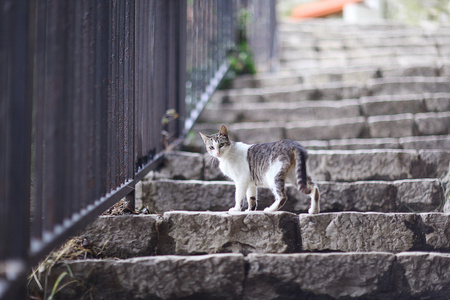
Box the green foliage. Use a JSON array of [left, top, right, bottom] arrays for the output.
[[220, 9, 257, 89]]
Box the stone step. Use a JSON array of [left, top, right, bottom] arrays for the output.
[[280, 56, 445, 72], [215, 77, 450, 103], [33, 251, 450, 299], [198, 93, 450, 124], [280, 35, 444, 52], [278, 19, 412, 31], [280, 44, 440, 63], [157, 150, 450, 182], [79, 212, 450, 257], [301, 135, 450, 150], [142, 178, 444, 213], [194, 111, 450, 142], [231, 64, 447, 89], [279, 23, 450, 47], [278, 20, 450, 36]]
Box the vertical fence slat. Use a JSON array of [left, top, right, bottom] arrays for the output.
[[1, 1, 277, 298], [1, 0, 32, 261]]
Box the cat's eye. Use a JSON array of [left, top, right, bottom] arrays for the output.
[[219, 143, 224, 148], [209, 146, 215, 150]]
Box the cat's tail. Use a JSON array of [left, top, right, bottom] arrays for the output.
[[293, 146, 308, 192]]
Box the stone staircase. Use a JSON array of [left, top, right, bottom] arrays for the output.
[[34, 20, 450, 299]]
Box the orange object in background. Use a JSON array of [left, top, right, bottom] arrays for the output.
[[292, 0, 363, 20]]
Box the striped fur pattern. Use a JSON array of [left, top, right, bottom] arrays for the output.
[[200, 125, 320, 214]]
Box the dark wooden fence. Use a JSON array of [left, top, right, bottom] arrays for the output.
[[0, 0, 276, 298]]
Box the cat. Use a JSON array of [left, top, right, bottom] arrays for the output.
[[200, 125, 320, 214]]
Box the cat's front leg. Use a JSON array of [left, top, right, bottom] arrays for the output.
[[245, 185, 257, 212], [229, 183, 247, 212]]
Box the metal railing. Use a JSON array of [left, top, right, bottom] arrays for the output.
[[0, 0, 276, 298]]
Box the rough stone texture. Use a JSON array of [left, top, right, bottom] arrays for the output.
[[36, 252, 450, 300], [328, 137, 401, 150], [419, 213, 450, 251], [443, 168, 450, 213], [155, 151, 204, 180], [396, 252, 450, 298], [415, 111, 450, 136], [141, 179, 235, 212], [151, 150, 450, 183], [305, 136, 450, 151], [286, 117, 366, 141], [367, 114, 415, 138], [394, 179, 444, 212], [243, 252, 395, 299], [308, 149, 450, 181], [368, 77, 450, 96], [399, 135, 450, 150], [300, 212, 420, 252], [141, 179, 444, 214], [417, 150, 450, 179], [198, 100, 361, 124], [424, 93, 450, 112], [260, 83, 366, 102], [230, 122, 286, 144], [80, 215, 160, 258], [158, 211, 301, 255], [360, 94, 425, 116], [47, 254, 245, 300]]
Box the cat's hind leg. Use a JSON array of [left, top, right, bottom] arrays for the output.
[[307, 183, 320, 214], [264, 170, 288, 212], [245, 184, 257, 212]]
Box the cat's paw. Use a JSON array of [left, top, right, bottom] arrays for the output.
[[228, 206, 241, 212], [308, 207, 319, 214], [264, 206, 276, 212]]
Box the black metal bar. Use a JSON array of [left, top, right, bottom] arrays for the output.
[[1, 1, 278, 299], [0, 0, 32, 298]]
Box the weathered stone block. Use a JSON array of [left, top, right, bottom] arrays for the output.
[[369, 77, 450, 96], [424, 93, 450, 112], [419, 213, 450, 250], [300, 212, 420, 252], [230, 122, 286, 144], [141, 179, 235, 212], [243, 252, 395, 299], [399, 135, 450, 150], [395, 179, 443, 212], [360, 95, 425, 116], [396, 252, 450, 298], [80, 215, 161, 258], [49, 254, 245, 300], [327, 137, 400, 150], [368, 114, 415, 138], [415, 112, 450, 136], [417, 149, 450, 179], [308, 149, 450, 181], [155, 151, 203, 180], [286, 117, 366, 141], [141, 178, 444, 214], [158, 211, 301, 255]]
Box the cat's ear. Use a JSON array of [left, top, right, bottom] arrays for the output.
[[219, 125, 228, 137], [199, 132, 208, 144]]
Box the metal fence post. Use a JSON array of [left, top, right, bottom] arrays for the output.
[[0, 0, 32, 298]]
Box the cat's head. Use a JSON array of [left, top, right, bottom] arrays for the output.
[[199, 125, 231, 158]]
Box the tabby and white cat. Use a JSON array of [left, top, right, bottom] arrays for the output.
[[200, 125, 320, 214]]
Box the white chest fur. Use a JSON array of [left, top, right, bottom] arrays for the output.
[[218, 142, 251, 182]]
